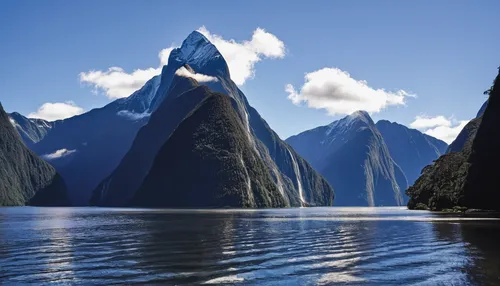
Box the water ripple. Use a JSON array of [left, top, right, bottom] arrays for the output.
[[0, 207, 499, 285]]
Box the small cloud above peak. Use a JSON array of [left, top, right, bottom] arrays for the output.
[[197, 26, 286, 86], [286, 67, 415, 116]]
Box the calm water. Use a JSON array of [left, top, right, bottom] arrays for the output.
[[1, 207, 500, 285]]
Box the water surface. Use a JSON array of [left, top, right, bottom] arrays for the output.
[[1, 207, 500, 285]]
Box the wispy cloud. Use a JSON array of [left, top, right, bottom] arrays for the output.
[[42, 148, 77, 160], [116, 110, 151, 120], [175, 66, 218, 82], [410, 115, 469, 144], [79, 46, 176, 100], [79, 67, 162, 100], [410, 115, 452, 129], [286, 67, 415, 116], [198, 26, 285, 86]]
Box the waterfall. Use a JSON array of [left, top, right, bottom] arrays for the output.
[[270, 162, 285, 197], [100, 178, 112, 202], [239, 155, 254, 206], [241, 105, 259, 154], [286, 147, 305, 206]]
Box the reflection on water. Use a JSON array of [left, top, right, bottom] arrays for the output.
[[0, 207, 499, 285]]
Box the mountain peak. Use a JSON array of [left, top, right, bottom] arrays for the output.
[[325, 110, 373, 136], [169, 30, 228, 76], [349, 110, 371, 120]]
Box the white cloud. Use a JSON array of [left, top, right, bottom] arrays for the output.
[[28, 102, 84, 121], [409, 115, 451, 129], [79, 47, 176, 99], [410, 115, 469, 144], [286, 67, 414, 116], [42, 149, 77, 160], [197, 26, 285, 85], [159, 47, 175, 67], [79, 66, 164, 100], [9, 117, 16, 127], [175, 66, 218, 83], [116, 110, 151, 120], [79, 27, 285, 99]]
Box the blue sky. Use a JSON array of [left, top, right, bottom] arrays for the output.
[[0, 0, 498, 143]]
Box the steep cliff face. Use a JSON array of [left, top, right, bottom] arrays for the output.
[[376, 120, 447, 185], [446, 101, 486, 154], [463, 71, 500, 210], [8, 112, 53, 149], [16, 75, 161, 206], [91, 74, 203, 206], [0, 103, 69, 206], [407, 70, 499, 211], [132, 92, 287, 208], [287, 111, 406, 206], [92, 31, 333, 207]]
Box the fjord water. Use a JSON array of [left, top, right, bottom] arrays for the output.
[[1, 207, 499, 285]]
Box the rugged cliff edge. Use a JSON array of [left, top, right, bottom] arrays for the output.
[[92, 31, 333, 208], [287, 111, 406, 206], [407, 69, 499, 211], [132, 91, 286, 208], [0, 103, 69, 206]]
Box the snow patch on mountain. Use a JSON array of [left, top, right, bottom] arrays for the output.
[[171, 31, 221, 71]]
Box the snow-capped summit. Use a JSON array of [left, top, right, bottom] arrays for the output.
[[149, 30, 234, 112], [325, 110, 373, 136], [169, 31, 229, 77], [91, 30, 334, 208]]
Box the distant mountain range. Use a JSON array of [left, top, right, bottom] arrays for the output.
[[8, 29, 491, 210], [9, 31, 334, 208], [287, 111, 447, 206], [90, 31, 333, 208], [0, 103, 69, 206], [9, 76, 161, 205]]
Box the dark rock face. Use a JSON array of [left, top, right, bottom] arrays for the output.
[[463, 72, 500, 210], [0, 103, 69, 206], [93, 31, 333, 208], [406, 117, 481, 211], [376, 120, 448, 185], [446, 117, 481, 154], [133, 92, 286, 208], [477, 100, 488, 118], [406, 152, 469, 211], [287, 111, 406, 206], [406, 71, 499, 211], [446, 100, 487, 154], [91, 75, 204, 206]]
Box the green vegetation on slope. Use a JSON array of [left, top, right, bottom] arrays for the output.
[[0, 103, 69, 206], [407, 68, 500, 211], [132, 89, 287, 208]]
